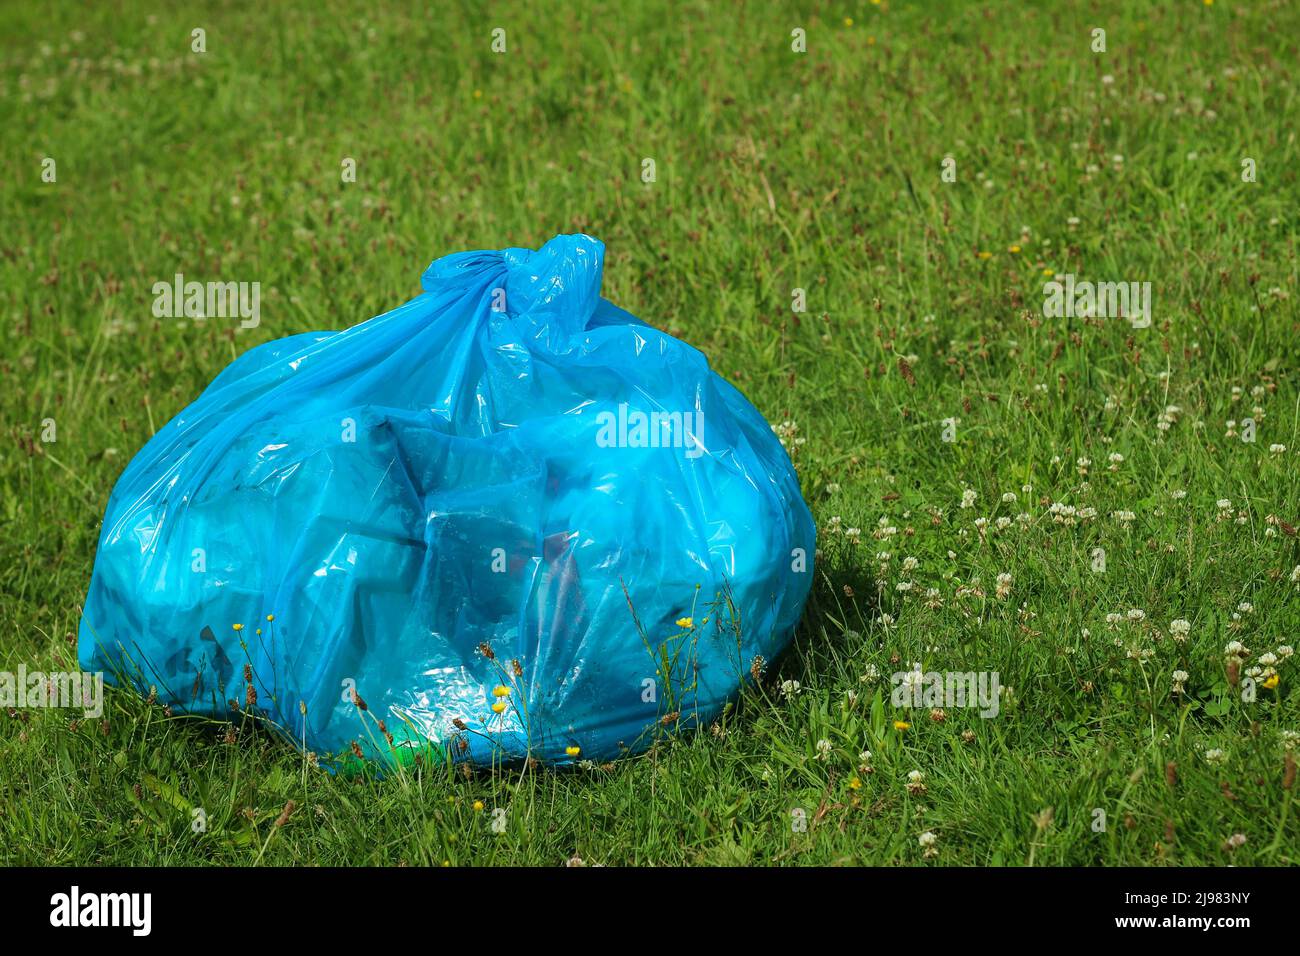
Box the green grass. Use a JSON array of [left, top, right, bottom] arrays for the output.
[[2, 0, 1299, 866]]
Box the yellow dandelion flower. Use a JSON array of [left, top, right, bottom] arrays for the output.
[[492, 701, 506, 714], [894, 720, 911, 730], [1008, 245, 1021, 254], [676, 617, 694, 628], [848, 776, 862, 790], [867, 36, 876, 45], [472, 800, 484, 812], [843, 17, 853, 27], [255, 628, 261, 636], [473, 89, 482, 99], [492, 685, 511, 697], [266, 614, 274, 622], [565, 745, 581, 757], [1263, 674, 1280, 689], [232, 623, 243, 632], [1043, 269, 1055, 277], [977, 251, 992, 260]]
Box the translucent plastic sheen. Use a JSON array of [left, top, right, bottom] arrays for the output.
[[78, 234, 815, 767]]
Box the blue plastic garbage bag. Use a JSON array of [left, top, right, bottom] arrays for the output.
[[79, 234, 815, 768]]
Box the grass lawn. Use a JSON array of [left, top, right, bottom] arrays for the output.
[[1, 0, 1298, 866]]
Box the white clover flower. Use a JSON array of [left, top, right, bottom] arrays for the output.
[[902, 556, 919, 572], [896, 580, 914, 593], [995, 573, 1013, 599], [1270, 444, 1286, 455], [1217, 499, 1233, 510], [780, 679, 802, 698], [1126, 608, 1146, 622], [960, 488, 977, 509], [815, 738, 832, 760], [1281, 731, 1300, 752], [919, 830, 937, 847], [1171, 489, 1187, 500], [1001, 492, 1017, 504], [1237, 602, 1254, 615], [996, 516, 1012, 530], [1277, 646, 1294, 659], [907, 770, 925, 783], [1169, 619, 1191, 640], [1204, 748, 1228, 765]]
